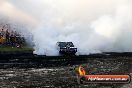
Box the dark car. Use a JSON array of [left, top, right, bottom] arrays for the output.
[[57, 42, 77, 55]]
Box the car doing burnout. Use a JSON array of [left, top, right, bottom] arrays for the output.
[[57, 42, 77, 55]]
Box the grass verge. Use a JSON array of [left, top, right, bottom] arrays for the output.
[[0, 45, 33, 52]]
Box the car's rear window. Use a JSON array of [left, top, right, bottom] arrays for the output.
[[58, 42, 74, 47]]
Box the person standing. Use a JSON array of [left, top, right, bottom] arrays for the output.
[[75, 65, 86, 84], [5, 29, 10, 45], [10, 31, 15, 47], [0, 29, 6, 44], [1, 29, 5, 38]]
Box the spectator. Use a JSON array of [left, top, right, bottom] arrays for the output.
[[10, 31, 15, 46], [14, 31, 21, 48], [0, 25, 26, 47], [0, 29, 6, 44], [0, 29, 2, 38], [5, 29, 10, 45], [1, 29, 5, 38]]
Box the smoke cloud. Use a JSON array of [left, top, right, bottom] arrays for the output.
[[0, 0, 132, 55]]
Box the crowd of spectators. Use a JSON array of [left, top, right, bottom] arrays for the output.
[[0, 27, 25, 48]]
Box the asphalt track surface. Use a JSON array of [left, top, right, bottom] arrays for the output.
[[0, 54, 131, 88]]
